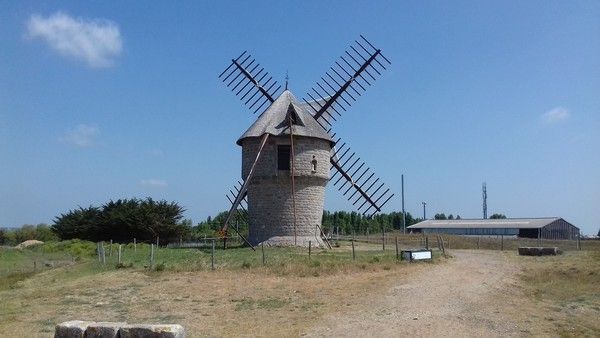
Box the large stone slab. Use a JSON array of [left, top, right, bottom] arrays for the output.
[[85, 322, 126, 338], [119, 324, 185, 338], [55, 321, 94, 338]]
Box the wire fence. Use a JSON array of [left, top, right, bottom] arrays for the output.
[[3, 233, 596, 279], [329, 232, 593, 252]]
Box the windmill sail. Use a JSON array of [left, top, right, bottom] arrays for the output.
[[219, 51, 281, 114], [303, 35, 391, 128], [225, 180, 249, 225], [219, 35, 395, 241], [328, 135, 394, 218]]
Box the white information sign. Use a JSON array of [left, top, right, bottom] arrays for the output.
[[411, 250, 432, 260]]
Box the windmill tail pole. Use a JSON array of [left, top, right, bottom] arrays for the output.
[[221, 133, 270, 250]]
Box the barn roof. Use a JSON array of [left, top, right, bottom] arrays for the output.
[[407, 218, 563, 229], [237, 90, 334, 146]]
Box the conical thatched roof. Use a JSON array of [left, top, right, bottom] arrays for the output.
[[237, 90, 334, 146]]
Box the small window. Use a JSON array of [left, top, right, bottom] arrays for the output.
[[311, 156, 317, 172], [277, 145, 291, 170]]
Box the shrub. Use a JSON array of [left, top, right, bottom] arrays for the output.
[[116, 262, 133, 269], [38, 240, 97, 258], [154, 262, 166, 271], [52, 198, 191, 243], [0, 228, 8, 245]]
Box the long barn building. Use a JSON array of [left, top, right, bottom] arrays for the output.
[[407, 218, 580, 240]]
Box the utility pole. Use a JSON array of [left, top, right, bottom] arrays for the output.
[[482, 182, 488, 219], [402, 174, 406, 234], [422, 201, 427, 220]]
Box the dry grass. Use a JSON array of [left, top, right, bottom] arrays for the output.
[[513, 250, 600, 337], [0, 242, 437, 337], [3, 239, 597, 337]]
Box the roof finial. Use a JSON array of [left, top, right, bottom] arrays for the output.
[[285, 71, 289, 90]]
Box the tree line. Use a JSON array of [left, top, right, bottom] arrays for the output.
[[193, 210, 421, 238], [433, 213, 507, 220], [51, 198, 190, 244], [0, 224, 58, 246], [1, 196, 512, 246]]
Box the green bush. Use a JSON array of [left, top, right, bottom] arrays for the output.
[[116, 262, 133, 269], [154, 262, 166, 271], [52, 198, 191, 243], [38, 240, 97, 258]]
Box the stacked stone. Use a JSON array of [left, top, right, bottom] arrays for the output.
[[54, 321, 185, 338], [242, 136, 330, 247]]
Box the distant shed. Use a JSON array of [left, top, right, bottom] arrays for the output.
[[407, 218, 579, 240]]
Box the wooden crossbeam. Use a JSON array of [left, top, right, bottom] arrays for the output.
[[221, 133, 270, 250]]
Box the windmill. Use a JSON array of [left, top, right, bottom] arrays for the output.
[[218, 36, 394, 248]]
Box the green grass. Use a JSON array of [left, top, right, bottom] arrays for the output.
[[233, 297, 290, 311], [1, 239, 439, 291]]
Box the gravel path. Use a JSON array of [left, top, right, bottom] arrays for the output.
[[305, 250, 526, 337]]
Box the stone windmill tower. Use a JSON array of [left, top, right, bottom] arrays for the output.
[[219, 36, 394, 247]]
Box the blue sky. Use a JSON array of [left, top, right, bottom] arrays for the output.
[[1, 1, 598, 234]]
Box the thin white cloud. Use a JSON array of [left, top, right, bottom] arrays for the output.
[[27, 12, 122, 68], [140, 179, 168, 188], [61, 124, 100, 147], [541, 107, 570, 124]]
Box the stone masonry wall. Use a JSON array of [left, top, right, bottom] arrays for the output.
[[241, 136, 331, 179], [241, 135, 331, 246]]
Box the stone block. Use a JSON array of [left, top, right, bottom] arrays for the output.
[[119, 324, 185, 338], [85, 322, 126, 338], [55, 321, 94, 338]]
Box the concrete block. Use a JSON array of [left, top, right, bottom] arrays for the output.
[[85, 322, 126, 338], [119, 324, 185, 338], [55, 321, 94, 338]]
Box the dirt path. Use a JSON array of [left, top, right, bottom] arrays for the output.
[[305, 250, 527, 337]]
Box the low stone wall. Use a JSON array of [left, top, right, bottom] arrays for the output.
[[518, 247, 561, 256], [54, 321, 184, 338]]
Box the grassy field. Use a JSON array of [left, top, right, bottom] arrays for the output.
[[0, 239, 425, 281], [1, 238, 598, 336], [514, 249, 600, 336], [0, 240, 436, 336]]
